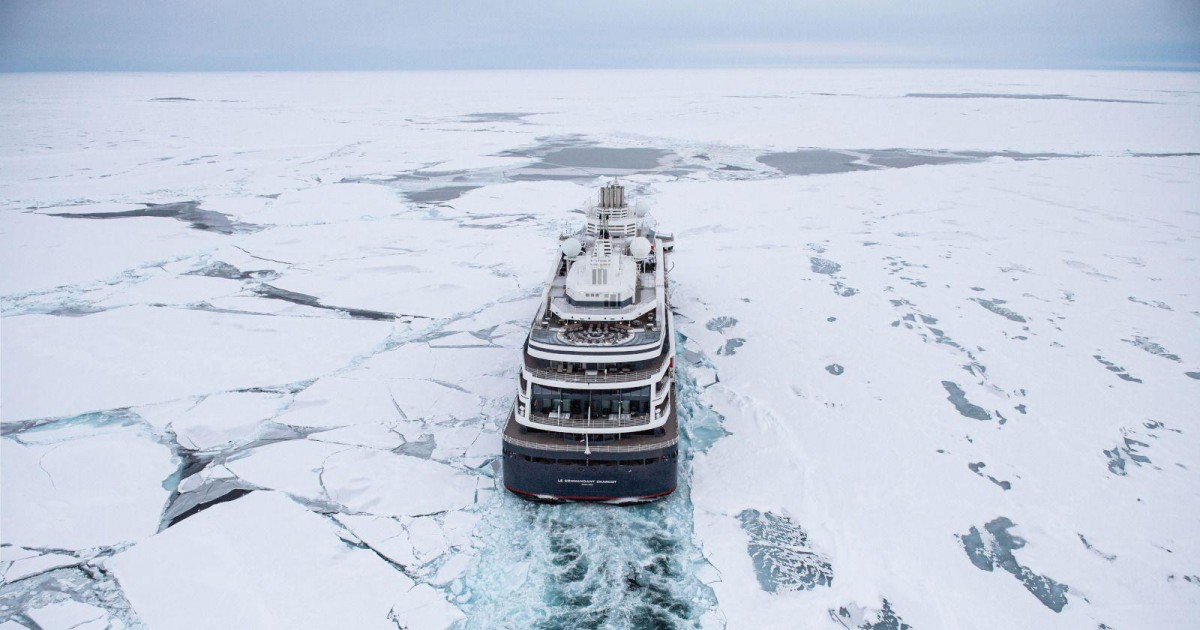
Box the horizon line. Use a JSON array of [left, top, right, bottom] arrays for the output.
[[3, 63, 1199, 74]]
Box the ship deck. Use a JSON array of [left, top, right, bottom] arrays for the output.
[[502, 401, 678, 455]]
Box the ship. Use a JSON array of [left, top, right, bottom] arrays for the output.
[[502, 182, 678, 503]]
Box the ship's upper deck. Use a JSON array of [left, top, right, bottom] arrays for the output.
[[526, 183, 668, 361]]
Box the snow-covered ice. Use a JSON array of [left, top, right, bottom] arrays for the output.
[[108, 491, 434, 630], [2, 69, 1198, 629], [1, 419, 176, 550]]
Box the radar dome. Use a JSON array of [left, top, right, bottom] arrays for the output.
[[628, 236, 652, 260], [561, 237, 583, 258], [635, 200, 650, 217]]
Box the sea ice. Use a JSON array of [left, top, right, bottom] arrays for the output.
[[108, 491, 454, 629], [0, 421, 176, 550], [2, 68, 1197, 629]]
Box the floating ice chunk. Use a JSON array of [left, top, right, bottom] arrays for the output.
[[223, 439, 348, 504], [391, 584, 465, 629], [241, 183, 410, 225], [429, 425, 485, 462], [0, 423, 175, 550], [27, 600, 109, 630], [110, 491, 418, 630], [433, 551, 472, 585], [440, 510, 482, 549], [692, 366, 719, 389], [335, 514, 420, 568], [322, 448, 477, 517], [462, 431, 499, 469], [353, 344, 510, 418], [310, 421, 407, 450], [0, 211, 223, 296], [273, 376, 404, 429], [406, 516, 451, 565], [166, 391, 287, 450], [388, 379, 486, 424], [427, 331, 496, 348], [1, 307, 391, 422], [2, 552, 81, 582], [90, 271, 242, 311]]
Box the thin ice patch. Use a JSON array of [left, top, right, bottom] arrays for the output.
[[189, 260, 282, 284], [826, 364, 845, 376], [906, 92, 1152, 105], [705, 316, 738, 332], [968, 462, 1011, 490], [832, 281, 859, 297], [394, 433, 437, 459], [717, 338, 745, 356], [831, 599, 913, 630], [1103, 433, 1152, 475], [757, 150, 875, 176], [404, 186, 481, 204], [1078, 534, 1117, 562], [959, 517, 1070, 612], [254, 284, 399, 321], [941, 381, 992, 421], [971, 298, 1027, 323], [738, 509, 832, 593], [45, 201, 260, 235], [810, 257, 842, 275], [1094, 355, 1142, 383], [535, 146, 667, 170], [1128, 296, 1172, 310], [1123, 335, 1182, 362]]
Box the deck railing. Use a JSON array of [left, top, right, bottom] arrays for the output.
[[524, 354, 668, 384], [502, 433, 679, 453], [528, 412, 652, 430]]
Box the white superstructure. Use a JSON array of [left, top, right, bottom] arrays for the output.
[[512, 181, 676, 438]]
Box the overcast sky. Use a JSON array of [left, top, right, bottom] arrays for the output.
[[2, 0, 1198, 72]]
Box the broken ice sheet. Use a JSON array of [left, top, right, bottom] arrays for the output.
[[321, 447, 478, 517], [1123, 335, 1182, 362], [960, 517, 1070, 612], [0, 417, 176, 550], [738, 509, 832, 593], [971, 297, 1027, 323], [109, 491, 459, 629], [831, 599, 913, 630], [1, 306, 392, 423], [1103, 432, 1153, 476]]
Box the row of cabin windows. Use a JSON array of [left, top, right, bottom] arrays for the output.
[[506, 452, 677, 466], [531, 384, 652, 416], [531, 357, 663, 373]]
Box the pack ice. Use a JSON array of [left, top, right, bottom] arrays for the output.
[[1, 69, 1198, 629]]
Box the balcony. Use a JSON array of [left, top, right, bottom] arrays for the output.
[[503, 404, 679, 454], [524, 352, 669, 384], [529, 410, 652, 430]]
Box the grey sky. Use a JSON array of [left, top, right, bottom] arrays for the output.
[[2, 0, 1198, 72]]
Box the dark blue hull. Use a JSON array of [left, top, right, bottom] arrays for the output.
[[503, 443, 678, 503]]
